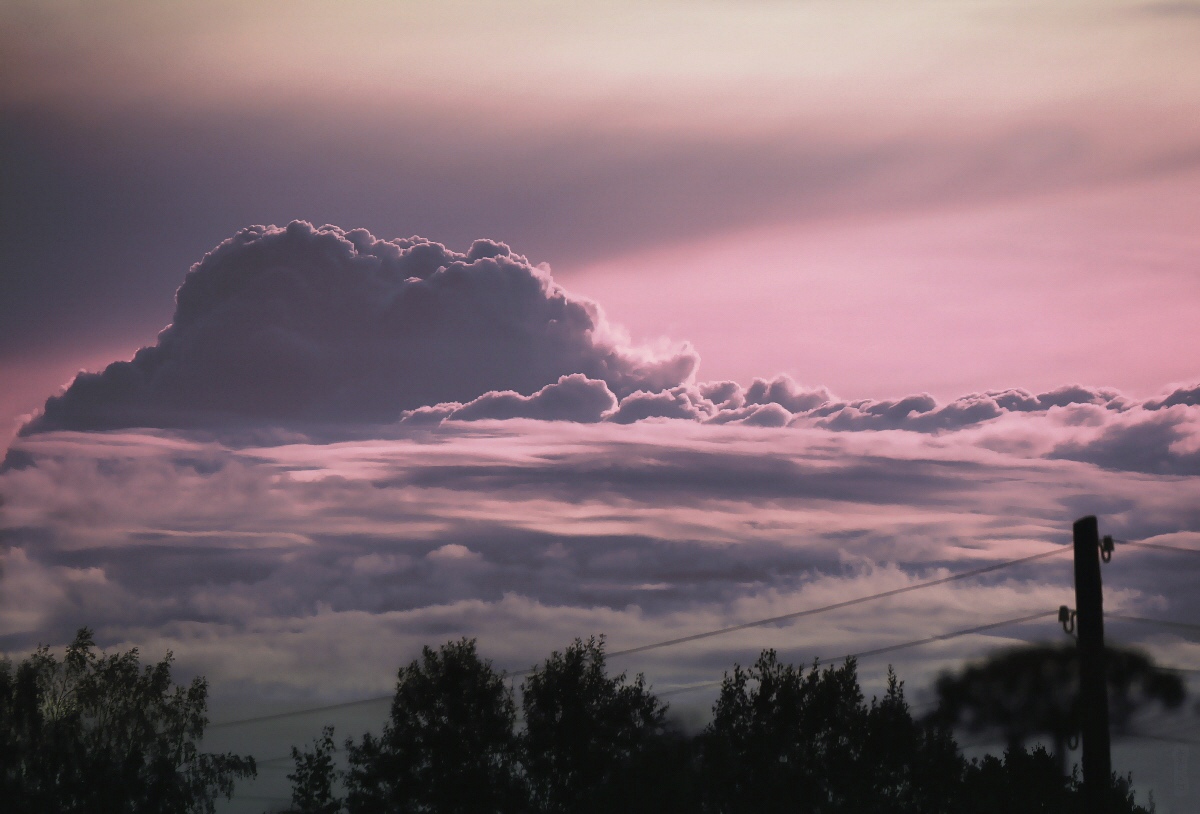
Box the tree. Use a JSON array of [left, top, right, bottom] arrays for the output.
[[0, 627, 256, 813], [343, 638, 522, 814], [520, 636, 668, 814], [702, 651, 862, 812], [286, 638, 1162, 814], [286, 726, 342, 814], [929, 642, 1186, 775], [701, 652, 963, 814], [854, 668, 966, 814], [960, 746, 1152, 814]]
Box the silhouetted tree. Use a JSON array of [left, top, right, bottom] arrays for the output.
[[343, 638, 522, 814], [286, 725, 342, 814], [286, 638, 1162, 814], [618, 726, 703, 814], [0, 627, 256, 813], [853, 668, 965, 813], [520, 636, 668, 814], [701, 652, 965, 813], [929, 642, 1185, 775], [960, 746, 1151, 814], [702, 652, 861, 812]]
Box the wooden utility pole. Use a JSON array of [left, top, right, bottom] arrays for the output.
[[1073, 515, 1112, 811]]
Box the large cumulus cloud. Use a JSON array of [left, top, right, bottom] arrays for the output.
[[22, 221, 1198, 446], [22, 222, 697, 433]]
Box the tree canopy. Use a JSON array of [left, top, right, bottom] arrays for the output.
[[521, 636, 668, 814], [701, 653, 965, 813], [0, 628, 256, 814], [928, 642, 1186, 774], [283, 638, 1163, 814], [342, 637, 523, 814]]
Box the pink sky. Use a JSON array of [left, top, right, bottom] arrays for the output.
[[566, 166, 1200, 400]]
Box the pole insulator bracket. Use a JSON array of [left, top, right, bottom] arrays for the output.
[[1059, 604, 1077, 636]]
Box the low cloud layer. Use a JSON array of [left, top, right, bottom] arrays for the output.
[[4, 391, 1199, 798], [3, 419, 1197, 702], [23, 222, 696, 433]]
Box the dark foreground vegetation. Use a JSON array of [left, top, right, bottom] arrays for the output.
[[1, 630, 1180, 813], [0, 628, 255, 813], [284, 637, 1169, 814]]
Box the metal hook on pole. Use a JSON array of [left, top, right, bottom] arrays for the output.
[[1059, 605, 1077, 636], [1100, 535, 1114, 564]]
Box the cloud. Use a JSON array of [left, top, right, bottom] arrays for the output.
[[798, 385, 1131, 433], [1145, 383, 1200, 410], [402, 374, 618, 425], [607, 386, 710, 424], [744, 376, 832, 413], [1050, 408, 1200, 476], [22, 222, 696, 434], [14, 219, 1193, 445], [392, 373, 1200, 447], [426, 544, 482, 564], [0, 447, 35, 473], [3, 409, 1199, 764], [720, 403, 794, 427], [3, 419, 1195, 685]]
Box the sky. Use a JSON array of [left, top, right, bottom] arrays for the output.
[[2, 1, 1199, 810]]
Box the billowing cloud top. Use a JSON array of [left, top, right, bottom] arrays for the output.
[[23, 222, 698, 433], [20, 221, 1200, 467]]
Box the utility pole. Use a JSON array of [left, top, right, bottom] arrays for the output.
[[1074, 515, 1112, 811]]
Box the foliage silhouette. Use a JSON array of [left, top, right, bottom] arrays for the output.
[[520, 635, 668, 814], [0, 627, 256, 814], [284, 639, 1164, 814], [701, 652, 964, 813], [342, 637, 522, 814], [929, 642, 1186, 774], [285, 726, 341, 814], [960, 746, 1148, 814]]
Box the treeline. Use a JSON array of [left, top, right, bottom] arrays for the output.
[[283, 636, 1155, 814], [0, 629, 1173, 813]]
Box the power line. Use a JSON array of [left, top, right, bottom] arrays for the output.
[[656, 610, 1056, 699], [607, 547, 1069, 659], [209, 545, 1070, 730], [849, 610, 1055, 661], [243, 608, 1060, 776], [1126, 708, 1200, 740], [1122, 732, 1200, 746], [242, 610, 1200, 772], [208, 694, 393, 730], [1115, 539, 1200, 558], [1109, 615, 1200, 637]]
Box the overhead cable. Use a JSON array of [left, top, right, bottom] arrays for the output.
[[209, 545, 1070, 729]]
